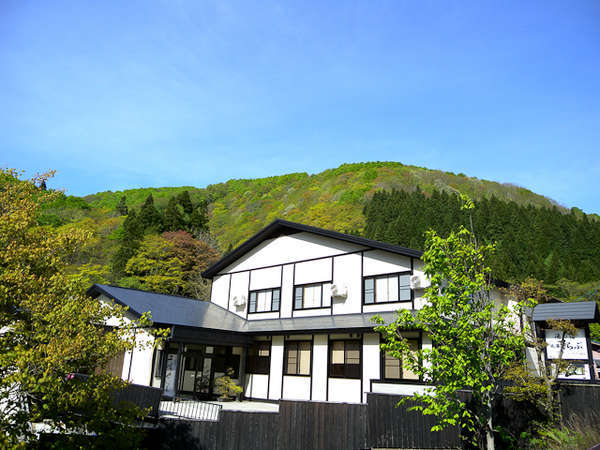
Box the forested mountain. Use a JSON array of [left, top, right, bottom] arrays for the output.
[[29, 161, 599, 301]]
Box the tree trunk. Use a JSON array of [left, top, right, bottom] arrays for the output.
[[485, 393, 495, 450]]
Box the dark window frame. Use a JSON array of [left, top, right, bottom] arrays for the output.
[[248, 287, 281, 314], [283, 340, 312, 376], [328, 339, 362, 379], [363, 271, 413, 305], [212, 347, 241, 378], [293, 282, 331, 310], [246, 341, 271, 375], [380, 333, 422, 382]]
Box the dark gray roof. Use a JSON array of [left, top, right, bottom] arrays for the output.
[[202, 219, 423, 278], [244, 311, 398, 334], [532, 301, 599, 322], [87, 284, 247, 331], [88, 284, 396, 334]]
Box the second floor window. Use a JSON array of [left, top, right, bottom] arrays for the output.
[[364, 273, 411, 304], [249, 288, 280, 313], [294, 283, 330, 309]]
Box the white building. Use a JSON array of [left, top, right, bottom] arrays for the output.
[[87, 219, 599, 403]]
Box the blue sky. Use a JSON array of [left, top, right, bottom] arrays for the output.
[[1, 1, 599, 213]]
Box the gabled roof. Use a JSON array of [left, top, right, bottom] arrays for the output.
[[202, 219, 423, 278], [87, 284, 246, 331], [532, 301, 599, 322]]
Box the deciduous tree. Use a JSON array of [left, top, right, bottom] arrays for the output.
[[0, 169, 166, 448], [374, 195, 524, 449]]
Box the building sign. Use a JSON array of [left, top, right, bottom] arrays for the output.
[[545, 328, 588, 360]]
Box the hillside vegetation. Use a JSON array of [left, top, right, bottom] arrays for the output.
[[27, 161, 599, 302]]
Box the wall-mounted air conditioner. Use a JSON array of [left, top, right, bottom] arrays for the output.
[[331, 283, 348, 300], [410, 274, 431, 289], [232, 295, 247, 308]]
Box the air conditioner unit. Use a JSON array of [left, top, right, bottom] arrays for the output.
[[410, 274, 431, 289], [232, 295, 247, 308], [331, 283, 348, 300]]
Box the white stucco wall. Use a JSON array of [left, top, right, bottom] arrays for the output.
[[312, 335, 328, 401], [244, 374, 269, 399], [328, 378, 361, 403], [222, 232, 366, 273], [331, 253, 362, 315], [282, 376, 311, 400], [362, 333, 380, 402], [363, 250, 411, 276], [371, 382, 431, 396], [269, 336, 285, 400]]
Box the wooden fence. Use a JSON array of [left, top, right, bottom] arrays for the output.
[[161, 384, 600, 450], [178, 394, 459, 450]]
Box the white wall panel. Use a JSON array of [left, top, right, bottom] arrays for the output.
[[292, 309, 331, 318], [371, 382, 432, 396], [328, 379, 361, 403], [280, 265, 294, 318], [362, 333, 380, 403], [250, 266, 282, 290], [244, 374, 269, 399], [229, 271, 250, 318], [282, 376, 311, 400], [363, 250, 411, 276], [210, 274, 230, 309], [363, 302, 412, 314], [269, 336, 284, 400], [312, 335, 328, 401], [331, 253, 362, 315], [248, 312, 279, 321], [122, 328, 155, 386], [294, 258, 333, 285], [222, 232, 366, 273]]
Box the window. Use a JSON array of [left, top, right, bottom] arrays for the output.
[[364, 273, 411, 304], [284, 341, 311, 375], [249, 288, 280, 313], [382, 338, 419, 381], [329, 340, 361, 379], [246, 341, 271, 374], [294, 283, 329, 309], [213, 347, 240, 378]]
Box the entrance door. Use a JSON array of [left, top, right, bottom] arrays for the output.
[[179, 350, 215, 399]]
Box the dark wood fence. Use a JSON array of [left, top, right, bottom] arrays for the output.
[[171, 384, 600, 450], [186, 411, 279, 450], [112, 383, 162, 417], [367, 393, 460, 449], [560, 383, 600, 421], [278, 400, 368, 450]]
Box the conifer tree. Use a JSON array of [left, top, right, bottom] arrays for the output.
[[177, 190, 194, 215], [163, 197, 184, 231], [116, 195, 128, 216], [112, 210, 143, 276], [138, 194, 163, 231]]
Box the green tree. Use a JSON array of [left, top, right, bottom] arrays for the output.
[[176, 190, 194, 215], [374, 196, 524, 449], [138, 194, 162, 232], [163, 197, 184, 232], [111, 210, 143, 277], [504, 279, 577, 426], [0, 169, 166, 448], [116, 195, 128, 216]]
